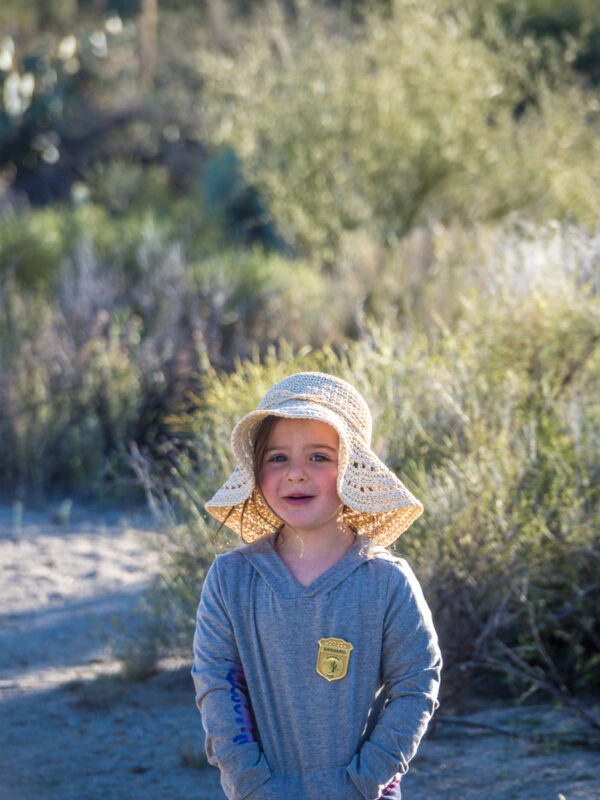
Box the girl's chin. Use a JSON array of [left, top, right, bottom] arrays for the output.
[[278, 511, 344, 535]]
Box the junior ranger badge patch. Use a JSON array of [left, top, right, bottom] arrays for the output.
[[316, 637, 354, 681]]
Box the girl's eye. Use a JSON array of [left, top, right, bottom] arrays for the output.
[[268, 454, 287, 463], [311, 454, 329, 462]]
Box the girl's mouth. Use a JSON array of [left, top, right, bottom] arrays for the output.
[[284, 494, 314, 504]]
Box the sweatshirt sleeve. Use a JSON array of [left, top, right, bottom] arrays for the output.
[[191, 557, 272, 800], [347, 560, 442, 800]]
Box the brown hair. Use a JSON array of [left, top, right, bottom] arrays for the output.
[[246, 415, 283, 543], [252, 415, 280, 489], [216, 415, 281, 544]]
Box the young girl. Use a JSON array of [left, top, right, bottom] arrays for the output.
[[192, 372, 441, 800]]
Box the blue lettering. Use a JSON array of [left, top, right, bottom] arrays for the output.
[[224, 661, 256, 745]]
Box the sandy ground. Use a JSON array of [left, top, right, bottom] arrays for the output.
[[0, 503, 598, 800]]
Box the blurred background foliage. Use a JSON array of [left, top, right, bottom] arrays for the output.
[[1, 0, 599, 702]]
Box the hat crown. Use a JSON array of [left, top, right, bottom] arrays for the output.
[[257, 372, 373, 445]]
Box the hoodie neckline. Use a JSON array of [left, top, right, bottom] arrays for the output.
[[240, 534, 369, 597]]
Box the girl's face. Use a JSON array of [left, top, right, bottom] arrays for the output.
[[259, 418, 342, 536]]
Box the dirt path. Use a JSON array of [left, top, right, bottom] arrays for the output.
[[0, 504, 598, 800]]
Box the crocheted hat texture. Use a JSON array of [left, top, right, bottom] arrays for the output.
[[205, 372, 423, 546]]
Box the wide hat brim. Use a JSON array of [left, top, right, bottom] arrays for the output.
[[205, 400, 423, 547]]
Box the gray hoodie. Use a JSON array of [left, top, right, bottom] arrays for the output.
[[192, 535, 441, 800]]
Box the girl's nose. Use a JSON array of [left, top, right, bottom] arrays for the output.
[[285, 458, 307, 481]]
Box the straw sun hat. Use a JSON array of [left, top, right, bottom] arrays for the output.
[[206, 372, 423, 547]]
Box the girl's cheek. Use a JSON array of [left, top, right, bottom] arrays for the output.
[[259, 465, 278, 490]]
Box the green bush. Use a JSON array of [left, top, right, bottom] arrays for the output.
[[159, 222, 600, 695], [0, 200, 343, 499], [197, 0, 599, 256], [0, 207, 67, 289]]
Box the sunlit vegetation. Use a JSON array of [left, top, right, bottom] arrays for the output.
[[1, 0, 599, 701]]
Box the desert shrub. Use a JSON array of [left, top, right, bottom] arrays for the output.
[[382, 301, 600, 693], [196, 0, 600, 258], [185, 249, 338, 366], [0, 201, 341, 499], [0, 244, 150, 499], [0, 202, 168, 288], [338, 222, 600, 694], [157, 221, 600, 695], [495, 0, 600, 84], [0, 206, 69, 289]]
